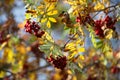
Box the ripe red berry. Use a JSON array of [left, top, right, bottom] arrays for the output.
[[24, 20, 44, 38], [47, 55, 67, 70], [111, 66, 120, 74], [76, 17, 81, 22], [93, 15, 116, 38], [104, 16, 116, 29]]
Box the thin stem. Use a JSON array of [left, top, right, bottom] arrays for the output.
[[28, 64, 51, 73], [63, 33, 77, 49], [94, 3, 120, 12]]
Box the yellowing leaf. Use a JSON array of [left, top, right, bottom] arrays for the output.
[[50, 46, 54, 51], [25, 13, 31, 19], [18, 60, 24, 70], [72, 75, 77, 80], [47, 10, 58, 15], [0, 71, 5, 78], [68, 51, 77, 60], [49, 17, 57, 22], [45, 32, 54, 42], [94, 2, 105, 10], [40, 11, 44, 15], [67, 70, 72, 74], [38, 5, 44, 9], [78, 47, 85, 52], [79, 55, 85, 61], [3, 48, 15, 64], [0, 42, 7, 50], [16, 44, 26, 54], [41, 18, 47, 23], [78, 63, 83, 69], [47, 4, 55, 11], [30, 73, 36, 80], [104, 29, 113, 39], [47, 21, 51, 28]]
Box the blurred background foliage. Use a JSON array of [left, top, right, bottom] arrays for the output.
[[0, 0, 120, 80]]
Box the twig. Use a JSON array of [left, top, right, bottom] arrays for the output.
[[28, 64, 51, 73], [63, 33, 77, 49], [94, 3, 120, 12]]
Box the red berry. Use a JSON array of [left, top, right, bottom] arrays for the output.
[[76, 17, 81, 22], [47, 55, 67, 70], [24, 20, 44, 38], [104, 16, 116, 29], [111, 66, 120, 74]]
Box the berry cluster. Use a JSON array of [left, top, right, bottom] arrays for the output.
[[94, 19, 104, 38], [76, 15, 117, 38], [94, 16, 116, 38], [24, 20, 45, 38], [111, 66, 120, 74], [47, 55, 67, 70]]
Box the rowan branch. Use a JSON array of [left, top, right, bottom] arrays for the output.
[[94, 3, 120, 12], [28, 64, 51, 73]]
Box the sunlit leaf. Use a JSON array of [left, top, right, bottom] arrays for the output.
[[47, 4, 55, 11], [0, 42, 7, 50], [47, 21, 51, 28], [68, 51, 77, 60], [94, 1, 105, 10], [49, 17, 57, 22], [41, 18, 47, 23], [3, 48, 15, 64], [78, 47, 85, 52], [104, 29, 113, 39], [79, 55, 85, 61], [40, 11, 44, 15], [78, 63, 83, 69], [44, 32, 54, 42], [25, 13, 31, 19], [0, 71, 5, 78], [47, 10, 58, 15], [72, 75, 77, 80]]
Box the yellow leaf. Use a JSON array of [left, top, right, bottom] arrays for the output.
[[38, 5, 44, 9], [50, 46, 54, 50], [78, 63, 83, 69], [45, 0, 58, 3], [72, 75, 77, 80], [3, 48, 15, 64], [47, 21, 51, 28], [47, 4, 55, 11], [67, 70, 72, 74], [70, 48, 76, 52], [16, 44, 26, 54], [68, 51, 77, 60], [47, 10, 58, 15], [104, 29, 113, 39], [79, 55, 85, 61], [94, 2, 105, 10], [45, 32, 54, 42], [30, 73, 36, 80], [40, 11, 44, 15], [0, 42, 7, 50], [78, 47, 85, 52], [41, 18, 47, 23], [25, 13, 31, 19], [18, 60, 23, 70], [49, 17, 57, 22], [0, 71, 5, 78]]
